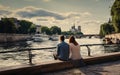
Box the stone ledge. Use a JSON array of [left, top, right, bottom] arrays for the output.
[[0, 52, 120, 75]]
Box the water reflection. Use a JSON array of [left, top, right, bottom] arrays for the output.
[[104, 44, 120, 53]]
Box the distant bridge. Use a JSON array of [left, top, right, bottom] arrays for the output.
[[66, 34, 101, 38], [79, 34, 101, 38]]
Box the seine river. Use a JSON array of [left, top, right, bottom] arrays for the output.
[[0, 37, 119, 68]]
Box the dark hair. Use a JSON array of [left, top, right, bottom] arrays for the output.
[[69, 36, 78, 46], [60, 35, 65, 41]]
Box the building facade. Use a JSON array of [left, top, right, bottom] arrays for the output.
[[70, 25, 81, 33]]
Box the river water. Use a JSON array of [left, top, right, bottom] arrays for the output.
[[0, 37, 119, 68]]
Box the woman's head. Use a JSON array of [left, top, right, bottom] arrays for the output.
[[69, 36, 78, 45]]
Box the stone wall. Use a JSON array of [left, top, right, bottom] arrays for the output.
[[0, 34, 32, 42]]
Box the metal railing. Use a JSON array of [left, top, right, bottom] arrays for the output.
[[0, 43, 119, 64]]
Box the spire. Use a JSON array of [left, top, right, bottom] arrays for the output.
[[108, 18, 112, 23]]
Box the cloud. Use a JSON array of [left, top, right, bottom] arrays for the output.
[[80, 20, 101, 34], [94, 0, 99, 2], [95, 0, 99, 1], [24, 0, 34, 1], [0, 5, 10, 9], [82, 20, 100, 25], [0, 6, 92, 22], [42, 0, 52, 2], [0, 6, 100, 34], [82, 12, 92, 17], [11, 6, 92, 21], [24, 0, 52, 2], [14, 6, 66, 20], [66, 12, 81, 18], [0, 10, 11, 15], [0, 5, 12, 16]]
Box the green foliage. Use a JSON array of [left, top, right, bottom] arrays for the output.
[[61, 31, 83, 35], [18, 20, 33, 34], [99, 23, 114, 36], [75, 32, 83, 35], [111, 0, 120, 32], [50, 26, 61, 35], [40, 26, 61, 35], [41, 26, 51, 35], [0, 18, 36, 34], [62, 31, 74, 35], [99, 0, 120, 36], [29, 24, 36, 34], [0, 18, 17, 33]]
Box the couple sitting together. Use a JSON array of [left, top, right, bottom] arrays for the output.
[[53, 35, 85, 66]]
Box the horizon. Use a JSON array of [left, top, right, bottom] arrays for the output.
[[0, 0, 115, 34]]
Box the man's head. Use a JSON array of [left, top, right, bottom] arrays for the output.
[[59, 35, 65, 42]]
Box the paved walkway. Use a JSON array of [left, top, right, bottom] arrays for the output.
[[44, 60, 120, 75]]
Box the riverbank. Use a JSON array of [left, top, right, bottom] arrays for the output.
[[0, 33, 32, 43], [0, 52, 119, 75], [45, 60, 120, 75]]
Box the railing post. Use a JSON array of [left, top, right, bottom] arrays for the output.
[[28, 49, 32, 65], [86, 45, 91, 56]]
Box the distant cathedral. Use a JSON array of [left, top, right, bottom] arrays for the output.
[[70, 24, 81, 33]]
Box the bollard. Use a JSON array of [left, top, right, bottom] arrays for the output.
[[86, 46, 91, 56], [28, 50, 32, 65]]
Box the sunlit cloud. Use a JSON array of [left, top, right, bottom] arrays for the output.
[[94, 0, 99, 2], [82, 12, 92, 17], [13, 6, 66, 20], [96, 0, 99, 1], [24, 0, 33, 1], [0, 5, 10, 9], [0, 6, 101, 34], [42, 0, 52, 2], [0, 5, 12, 17], [0, 10, 11, 15]]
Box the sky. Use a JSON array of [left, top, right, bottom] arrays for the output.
[[0, 0, 115, 34]]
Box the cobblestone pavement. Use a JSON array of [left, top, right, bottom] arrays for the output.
[[44, 60, 120, 75]]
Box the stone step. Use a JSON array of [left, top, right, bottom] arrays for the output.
[[0, 52, 120, 75]]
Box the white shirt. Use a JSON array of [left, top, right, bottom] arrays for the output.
[[69, 43, 82, 60]]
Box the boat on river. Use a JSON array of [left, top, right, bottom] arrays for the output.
[[49, 37, 58, 41], [32, 34, 43, 42], [49, 36, 58, 41]]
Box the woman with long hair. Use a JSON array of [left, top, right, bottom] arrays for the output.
[[69, 36, 85, 67], [69, 36, 82, 60]]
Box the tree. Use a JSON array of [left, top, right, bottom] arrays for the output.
[[76, 32, 83, 35], [111, 0, 120, 32], [62, 31, 75, 35], [18, 20, 33, 34], [41, 26, 51, 35], [0, 18, 17, 33], [0, 21, 4, 33], [50, 26, 61, 35], [99, 23, 114, 36], [29, 24, 36, 34], [0, 17, 36, 34]]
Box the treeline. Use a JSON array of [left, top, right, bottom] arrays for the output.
[[0, 18, 36, 34], [99, 0, 120, 36], [0, 17, 83, 35], [41, 26, 83, 35], [99, 20, 114, 36], [0, 17, 62, 35], [62, 31, 83, 35], [40, 26, 61, 35]]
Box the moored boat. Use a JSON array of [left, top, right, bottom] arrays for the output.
[[32, 34, 43, 42]]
